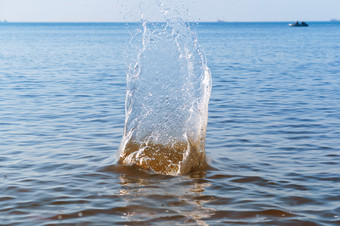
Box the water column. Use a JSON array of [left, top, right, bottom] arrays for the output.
[[118, 3, 211, 175]]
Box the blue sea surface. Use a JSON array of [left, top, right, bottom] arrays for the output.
[[0, 22, 340, 225]]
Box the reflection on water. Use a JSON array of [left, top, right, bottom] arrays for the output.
[[105, 165, 215, 225]]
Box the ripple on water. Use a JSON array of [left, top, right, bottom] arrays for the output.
[[1, 22, 340, 225]]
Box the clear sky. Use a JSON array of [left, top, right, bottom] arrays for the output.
[[0, 0, 339, 22]]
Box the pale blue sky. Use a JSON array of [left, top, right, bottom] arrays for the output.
[[0, 0, 339, 22]]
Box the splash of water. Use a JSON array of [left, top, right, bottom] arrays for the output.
[[118, 3, 211, 175]]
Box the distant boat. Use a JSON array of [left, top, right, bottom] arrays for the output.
[[289, 21, 309, 27]]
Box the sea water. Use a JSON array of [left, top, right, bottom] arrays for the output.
[[0, 21, 340, 224]]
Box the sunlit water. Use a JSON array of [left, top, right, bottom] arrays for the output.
[[1, 22, 340, 225]]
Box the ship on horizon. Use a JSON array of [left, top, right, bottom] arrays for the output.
[[289, 21, 309, 27]]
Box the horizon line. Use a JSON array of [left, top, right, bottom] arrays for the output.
[[1, 20, 338, 23]]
